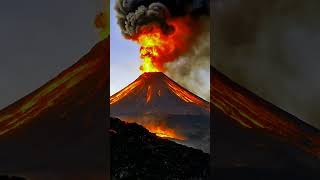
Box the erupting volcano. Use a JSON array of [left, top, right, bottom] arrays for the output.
[[112, 0, 210, 152], [110, 72, 210, 152], [114, 0, 209, 74]]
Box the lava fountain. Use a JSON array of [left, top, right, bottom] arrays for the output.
[[130, 17, 197, 73]]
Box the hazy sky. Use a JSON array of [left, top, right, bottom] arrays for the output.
[[0, 0, 103, 109], [110, 0, 141, 96], [213, 0, 320, 128]]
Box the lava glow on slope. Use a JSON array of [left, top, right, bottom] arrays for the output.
[[145, 124, 185, 141], [111, 72, 209, 141], [0, 57, 100, 136], [211, 67, 320, 157], [0, 39, 107, 136], [130, 17, 195, 73], [110, 72, 209, 111]]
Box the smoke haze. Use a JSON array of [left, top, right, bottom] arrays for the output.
[[165, 19, 210, 101], [213, 0, 320, 128]]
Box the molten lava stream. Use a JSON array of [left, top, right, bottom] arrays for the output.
[[144, 124, 185, 141]]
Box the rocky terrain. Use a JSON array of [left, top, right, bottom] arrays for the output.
[[110, 117, 209, 180]]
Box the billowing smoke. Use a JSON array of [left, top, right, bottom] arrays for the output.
[[213, 0, 320, 128], [115, 0, 210, 101], [165, 18, 210, 101], [115, 0, 209, 38]]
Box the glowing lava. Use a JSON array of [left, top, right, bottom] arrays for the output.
[[144, 124, 185, 141], [211, 67, 320, 157], [131, 17, 196, 73], [137, 29, 163, 72]]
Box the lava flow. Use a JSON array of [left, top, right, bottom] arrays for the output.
[[131, 17, 196, 73], [144, 124, 185, 141], [110, 72, 210, 142]]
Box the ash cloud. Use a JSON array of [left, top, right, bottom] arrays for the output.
[[115, 0, 209, 38], [115, 0, 210, 101], [213, 0, 320, 128], [165, 19, 210, 101]]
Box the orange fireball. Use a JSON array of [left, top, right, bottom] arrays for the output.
[[131, 17, 197, 73]]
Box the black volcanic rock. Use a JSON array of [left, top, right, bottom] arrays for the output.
[[110, 117, 209, 180], [0, 176, 26, 180]]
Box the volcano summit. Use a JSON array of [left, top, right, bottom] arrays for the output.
[[110, 72, 210, 152], [111, 72, 209, 115]]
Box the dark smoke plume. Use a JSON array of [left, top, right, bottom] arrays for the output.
[[114, 0, 210, 100], [115, 0, 209, 38]]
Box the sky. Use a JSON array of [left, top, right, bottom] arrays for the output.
[[0, 0, 103, 109], [110, 0, 142, 96]]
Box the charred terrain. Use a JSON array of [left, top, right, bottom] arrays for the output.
[[0, 39, 109, 179], [110, 117, 209, 180], [211, 66, 320, 179], [0, 176, 26, 180]]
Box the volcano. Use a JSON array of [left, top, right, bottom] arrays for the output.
[[110, 72, 210, 152], [211, 66, 320, 177], [0, 38, 109, 179], [111, 72, 209, 115]]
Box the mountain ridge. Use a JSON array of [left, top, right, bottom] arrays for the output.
[[0, 38, 109, 178]]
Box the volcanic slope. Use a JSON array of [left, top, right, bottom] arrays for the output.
[[111, 72, 209, 116], [0, 38, 109, 179], [211, 66, 320, 171], [110, 72, 210, 152]]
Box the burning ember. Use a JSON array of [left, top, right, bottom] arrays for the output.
[[144, 124, 185, 141], [130, 17, 196, 73]]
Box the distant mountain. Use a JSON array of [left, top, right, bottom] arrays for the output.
[[211, 66, 320, 170], [110, 72, 210, 152], [0, 38, 109, 179], [110, 117, 209, 180]]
